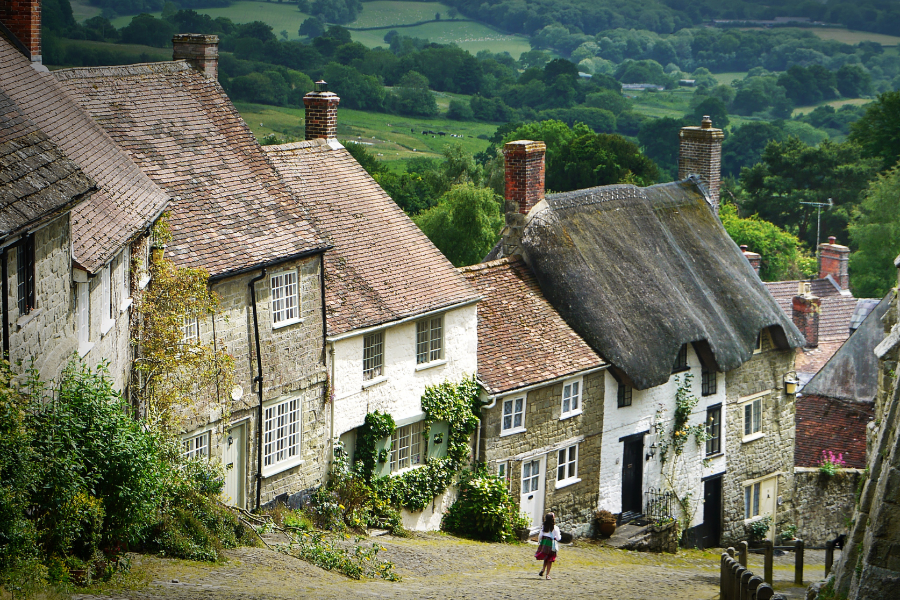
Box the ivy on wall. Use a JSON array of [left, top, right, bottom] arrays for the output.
[[356, 376, 479, 512]]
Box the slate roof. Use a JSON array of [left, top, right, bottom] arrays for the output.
[[794, 394, 873, 468], [0, 36, 169, 273], [459, 257, 606, 395], [54, 62, 327, 277], [264, 140, 480, 336], [514, 179, 804, 390], [764, 279, 860, 343], [0, 89, 94, 240]]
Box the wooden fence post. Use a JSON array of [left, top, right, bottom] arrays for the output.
[[733, 564, 745, 600], [794, 539, 804, 586], [763, 540, 774, 584], [740, 570, 753, 600], [755, 583, 775, 600], [739, 540, 749, 567], [747, 575, 763, 599], [721, 553, 730, 600]]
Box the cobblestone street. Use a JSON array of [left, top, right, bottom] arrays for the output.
[[74, 534, 828, 600]]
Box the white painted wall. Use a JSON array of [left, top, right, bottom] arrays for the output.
[[400, 486, 457, 531], [331, 303, 478, 436], [597, 344, 726, 529]]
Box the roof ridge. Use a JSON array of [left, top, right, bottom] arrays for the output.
[[457, 256, 519, 273], [53, 61, 191, 81], [264, 139, 331, 152]]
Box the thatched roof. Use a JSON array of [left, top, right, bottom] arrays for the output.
[[518, 178, 804, 389]]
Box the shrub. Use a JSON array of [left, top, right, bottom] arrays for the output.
[[746, 515, 772, 542], [441, 466, 529, 542], [819, 450, 848, 477]]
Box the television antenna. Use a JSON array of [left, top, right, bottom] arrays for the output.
[[800, 197, 833, 258]]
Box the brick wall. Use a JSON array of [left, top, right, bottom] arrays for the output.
[[678, 119, 724, 213], [0, 0, 41, 60], [818, 237, 850, 290], [304, 91, 340, 140], [792, 294, 821, 348], [504, 140, 546, 215]]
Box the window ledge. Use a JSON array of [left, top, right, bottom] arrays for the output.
[[389, 463, 425, 477], [16, 307, 42, 330], [261, 457, 305, 479], [415, 358, 447, 372], [705, 451, 724, 459], [742, 432, 765, 444], [139, 274, 151, 290], [743, 515, 768, 525], [500, 426, 526, 437], [555, 477, 582, 490], [362, 375, 388, 389], [559, 409, 583, 421], [78, 342, 94, 358], [120, 298, 133, 313], [100, 318, 115, 337], [272, 317, 304, 330]]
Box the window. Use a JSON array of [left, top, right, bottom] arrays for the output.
[[120, 247, 131, 310], [270, 269, 299, 326], [75, 281, 91, 353], [16, 236, 35, 315], [706, 405, 721, 455], [701, 367, 717, 396], [744, 397, 762, 437], [100, 265, 114, 334], [416, 316, 443, 364], [497, 462, 507, 480], [182, 431, 210, 459], [744, 482, 761, 519], [617, 382, 632, 408], [672, 344, 688, 372], [561, 379, 581, 417], [557, 444, 578, 485], [363, 331, 384, 380], [522, 459, 540, 493], [390, 421, 423, 472], [501, 396, 525, 433], [754, 330, 764, 354], [263, 397, 301, 470], [181, 315, 199, 343]]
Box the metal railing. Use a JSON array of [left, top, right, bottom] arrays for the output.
[[644, 487, 674, 522]]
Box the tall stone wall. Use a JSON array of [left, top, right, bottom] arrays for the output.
[[722, 329, 797, 545], [480, 371, 604, 537], [791, 468, 862, 546]]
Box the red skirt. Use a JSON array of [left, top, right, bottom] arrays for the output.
[[535, 536, 557, 562]]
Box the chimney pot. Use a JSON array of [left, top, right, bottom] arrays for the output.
[[679, 118, 724, 214], [818, 235, 850, 289], [173, 34, 219, 80], [828, 236, 836, 244], [740, 245, 748, 251], [741, 245, 761, 276], [315, 80, 328, 92], [701, 115, 712, 129]]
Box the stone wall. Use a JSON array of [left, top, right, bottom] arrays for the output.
[[480, 370, 604, 538], [722, 328, 797, 545], [791, 468, 862, 546]]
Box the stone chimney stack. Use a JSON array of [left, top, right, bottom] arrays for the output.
[[0, 0, 42, 63], [740, 245, 761, 275], [173, 34, 219, 80], [679, 115, 724, 214], [792, 283, 821, 348], [304, 81, 340, 140], [818, 236, 850, 290], [500, 140, 546, 257]]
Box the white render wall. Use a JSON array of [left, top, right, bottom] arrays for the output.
[[331, 303, 478, 436], [597, 344, 726, 529]]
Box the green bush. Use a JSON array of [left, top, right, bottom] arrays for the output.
[[441, 466, 529, 542]]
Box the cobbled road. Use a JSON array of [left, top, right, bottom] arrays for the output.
[[74, 533, 825, 600]]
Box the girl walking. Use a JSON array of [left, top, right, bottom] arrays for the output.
[[535, 512, 561, 580]]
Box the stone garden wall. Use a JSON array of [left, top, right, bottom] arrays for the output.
[[791, 468, 862, 546]]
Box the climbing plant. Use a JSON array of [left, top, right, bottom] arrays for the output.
[[354, 411, 396, 481]]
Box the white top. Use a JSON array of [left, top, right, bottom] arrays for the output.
[[539, 526, 561, 541]]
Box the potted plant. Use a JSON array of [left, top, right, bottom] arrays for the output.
[[778, 523, 798, 545], [746, 515, 772, 547], [595, 509, 617, 537]]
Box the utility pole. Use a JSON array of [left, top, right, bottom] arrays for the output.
[[800, 198, 832, 261]]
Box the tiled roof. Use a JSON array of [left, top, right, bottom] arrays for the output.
[[0, 37, 169, 273], [459, 257, 605, 394], [795, 394, 873, 468], [264, 140, 480, 336], [0, 89, 94, 238], [54, 62, 327, 277], [763, 279, 859, 343]]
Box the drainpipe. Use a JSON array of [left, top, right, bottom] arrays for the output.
[[2, 246, 9, 359], [329, 341, 336, 469], [249, 268, 266, 511]]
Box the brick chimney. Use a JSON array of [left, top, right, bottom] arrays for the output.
[[792, 283, 821, 348], [0, 0, 42, 63], [740, 245, 761, 275], [173, 34, 219, 80], [500, 140, 546, 257], [818, 236, 850, 290], [304, 81, 340, 140], [679, 116, 724, 214]]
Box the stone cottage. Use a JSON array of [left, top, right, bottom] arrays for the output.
[[264, 90, 481, 530], [460, 256, 607, 535], [488, 119, 804, 546], [0, 26, 169, 389], [54, 37, 333, 510]]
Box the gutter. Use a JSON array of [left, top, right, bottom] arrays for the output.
[[248, 268, 267, 511], [209, 246, 331, 283]]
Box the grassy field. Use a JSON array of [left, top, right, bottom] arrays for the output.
[[234, 101, 495, 171], [792, 97, 873, 116], [712, 72, 747, 85], [351, 21, 531, 56], [47, 38, 171, 68], [70, 0, 100, 22], [349, 1, 451, 28], [111, 2, 312, 38], [803, 27, 900, 47]]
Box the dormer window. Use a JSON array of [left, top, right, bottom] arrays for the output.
[[672, 344, 688, 372]]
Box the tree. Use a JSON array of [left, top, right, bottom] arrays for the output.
[[848, 167, 900, 297], [687, 97, 729, 129], [849, 91, 900, 171], [836, 64, 873, 98], [638, 117, 689, 180], [413, 184, 503, 267], [721, 121, 785, 178], [119, 13, 175, 47], [447, 98, 474, 120], [298, 16, 325, 38], [309, 0, 362, 24], [719, 203, 815, 281], [388, 70, 438, 117], [739, 137, 879, 248]]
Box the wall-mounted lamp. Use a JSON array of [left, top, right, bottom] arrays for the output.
[[784, 375, 799, 395], [646, 442, 657, 461]]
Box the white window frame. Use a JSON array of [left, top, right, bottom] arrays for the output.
[[182, 430, 211, 460], [742, 392, 766, 442], [181, 315, 200, 343], [261, 395, 303, 476], [560, 377, 582, 419], [556, 443, 580, 488], [521, 458, 541, 493], [500, 395, 526, 436], [390, 420, 424, 473], [120, 247, 133, 312], [100, 265, 114, 335], [363, 330, 385, 382], [744, 481, 761, 519], [270, 268, 301, 328], [75, 280, 92, 356], [415, 315, 443, 365]]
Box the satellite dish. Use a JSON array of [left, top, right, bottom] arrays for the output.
[[231, 386, 244, 401]]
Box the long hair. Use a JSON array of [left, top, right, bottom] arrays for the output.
[[543, 512, 555, 533]]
